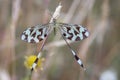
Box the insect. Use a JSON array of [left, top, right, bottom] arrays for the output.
[[21, 20, 89, 71], [21, 3, 89, 71]]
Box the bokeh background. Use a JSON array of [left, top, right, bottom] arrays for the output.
[[0, 0, 120, 80]]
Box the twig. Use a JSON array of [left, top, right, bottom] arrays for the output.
[[79, 0, 109, 56], [10, 0, 21, 80], [50, 2, 62, 23], [63, 0, 81, 23], [82, 0, 109, 80], [73, 0, 95, 23]]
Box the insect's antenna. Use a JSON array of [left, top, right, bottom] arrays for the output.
[[61, 33, 86, 70]]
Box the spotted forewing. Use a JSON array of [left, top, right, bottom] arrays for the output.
[[21, 24, 49, 43], [59, 23, 89, 41]]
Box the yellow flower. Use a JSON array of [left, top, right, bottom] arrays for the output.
[[24, 55, 45, 71]]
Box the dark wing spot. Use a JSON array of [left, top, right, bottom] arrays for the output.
[[66, 27, 71, 30], [80, 64, 84, 68], [30, 39, 35, 43], [21, 32, 28, 41], [38, 28, 42, 32], [24, 34, 28, 41], [66, 27, 71, 33], [31, 68, 34, 72], [63, 33, 66, 36], [32, 32, 36, 38], [44, 34, 47, 37], [82, 30, 88, 39], [67, 33, 73, 40], [75, 37, 80, 41], [74, 30, 79, 35], [38, 29, 43, 36], [34, 58, 39, 64], [74, 55, 79, 60], [74, 25, 80, 31], [29, 28, 34, 34], [37, 35, 43, 41]]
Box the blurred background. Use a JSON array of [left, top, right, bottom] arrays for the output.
[[0, 0, 120, 80]]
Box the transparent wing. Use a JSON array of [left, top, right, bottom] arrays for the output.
[[21, 24, 50, 43], [59, 23, 89, 41]]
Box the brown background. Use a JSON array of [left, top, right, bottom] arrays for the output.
[[0, 0, 120, 80]]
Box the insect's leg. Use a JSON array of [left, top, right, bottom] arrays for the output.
[[61, 33, 86, 70]]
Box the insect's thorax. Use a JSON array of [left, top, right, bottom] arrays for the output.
[[50, 19, 59, 32]]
